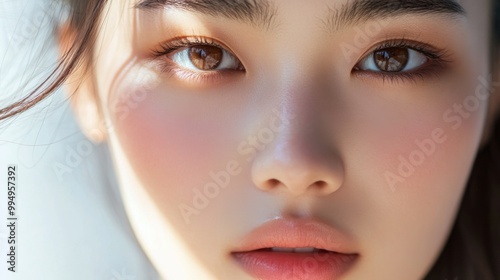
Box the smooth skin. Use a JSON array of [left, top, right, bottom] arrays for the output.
[[62, 0, 500, 279]]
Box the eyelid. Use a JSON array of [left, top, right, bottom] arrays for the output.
[[152, 36, 242, 63]]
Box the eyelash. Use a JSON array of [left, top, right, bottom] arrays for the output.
[[151, 36, 450, 85], [151, 36, 244, 85], [352, 39, 451, 84]]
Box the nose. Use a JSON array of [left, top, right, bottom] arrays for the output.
[[251, 137, 344, 196], [250, 99, 345, 197]]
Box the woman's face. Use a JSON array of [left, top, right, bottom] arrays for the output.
[[76, 0, 493, 279]]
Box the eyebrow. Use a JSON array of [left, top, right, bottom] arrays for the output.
[[135, 0, 278, 31], [135, 0, 465, 32], [326, 0, 465, 31]]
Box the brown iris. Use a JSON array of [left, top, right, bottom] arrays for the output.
[[373, 47, 409, 72], [188, 45, 223, 70]]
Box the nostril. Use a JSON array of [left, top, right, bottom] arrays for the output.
[[313, 181, 327, 190], [266, 179, 281, 189], [262, 179, 330, 194], [311, 181, 333, 194]]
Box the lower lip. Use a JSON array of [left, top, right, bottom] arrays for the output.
[[232, 250, 358, 280]]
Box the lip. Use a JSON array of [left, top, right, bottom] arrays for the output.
[[230, 217, 359, 280]]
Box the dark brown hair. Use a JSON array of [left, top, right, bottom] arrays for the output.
[[1, 0, 499, 279]]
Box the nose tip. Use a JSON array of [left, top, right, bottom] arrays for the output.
[[251, 145, 344, 197]]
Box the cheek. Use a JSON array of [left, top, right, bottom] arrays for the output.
[[341, 82, 487, 276], [345, 75, 487, 193], [115, 92, 212, 186], [108, 79, 251, 225]]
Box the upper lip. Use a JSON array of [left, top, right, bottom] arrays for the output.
[[230, 216, 358, 254]]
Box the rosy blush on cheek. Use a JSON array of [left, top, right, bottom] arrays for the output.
[[111, 88, 214, 199], [107, 73, 252, 225]]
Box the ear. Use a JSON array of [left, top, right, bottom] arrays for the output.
[[58, 22, 106, 143]]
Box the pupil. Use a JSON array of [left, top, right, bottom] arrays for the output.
[[188, 46, 223, 70], [373, 47, 409, 72]]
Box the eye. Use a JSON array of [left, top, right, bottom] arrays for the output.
[[152, 37, 245, 85], [169, 44, 243, 72], [355, 47, 428, 72]]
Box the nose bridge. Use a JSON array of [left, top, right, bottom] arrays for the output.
[[272, 61, 329, 130]]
